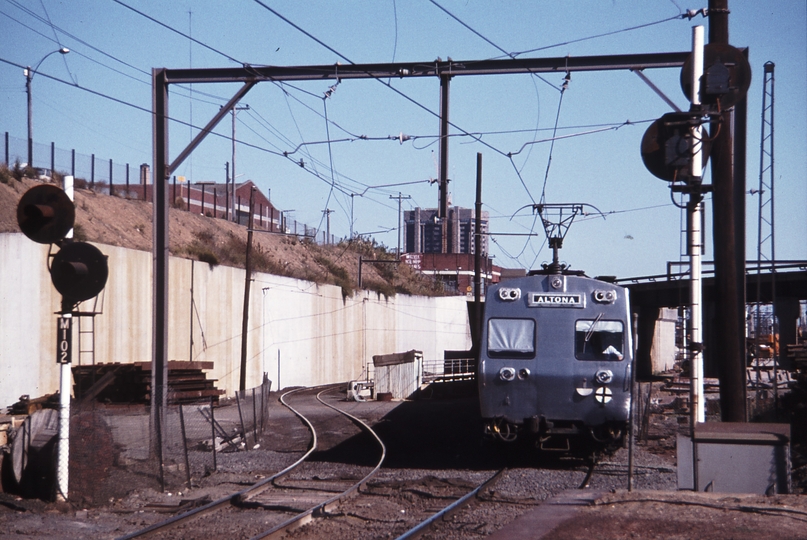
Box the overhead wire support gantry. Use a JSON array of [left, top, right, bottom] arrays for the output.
[[150, 50, 690, 472], [753, 61, 777, 415]]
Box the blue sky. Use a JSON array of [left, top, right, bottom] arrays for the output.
[[1, 1, 805, 278]]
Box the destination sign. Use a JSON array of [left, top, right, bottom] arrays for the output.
[[528, 293, 584, 308]]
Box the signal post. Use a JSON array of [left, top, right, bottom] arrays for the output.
[[16, 178, 108, 501]]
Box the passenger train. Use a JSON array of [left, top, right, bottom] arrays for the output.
[[478, 264, 633, 453]]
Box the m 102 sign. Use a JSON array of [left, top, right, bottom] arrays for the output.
[[57, 316, 72, 364]]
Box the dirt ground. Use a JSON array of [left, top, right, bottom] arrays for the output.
[[2, 384, 806, 539], [541, 490, 807, 540]]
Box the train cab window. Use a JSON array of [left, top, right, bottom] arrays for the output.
[[574, 319, 624, 361], [487, 318, 535, 358]]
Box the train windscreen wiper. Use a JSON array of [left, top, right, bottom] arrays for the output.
[[584, 312, 604, 343]]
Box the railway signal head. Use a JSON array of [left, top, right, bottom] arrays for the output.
[[50, 241, 109, 303], [641, 112, 711, 182], [17, 184, 109, 304], [16, 184, 75, 244], [680, 43, 751, 110]]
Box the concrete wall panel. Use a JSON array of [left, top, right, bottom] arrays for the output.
[[0, 233, 471, 404]]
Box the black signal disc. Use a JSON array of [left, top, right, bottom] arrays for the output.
[[51, 242, 109, 302], [16, 184, 75, 244]]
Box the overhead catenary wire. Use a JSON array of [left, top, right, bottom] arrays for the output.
[[426, 0, 556, 91], [247, 0, 690, 263], [1, 48, 666, 246], [5, 0, 692, 261], [110, 0, 243, 65], [0, 3, 238, 108], [507, 13, 688, 58]]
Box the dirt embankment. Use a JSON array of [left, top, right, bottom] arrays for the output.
[[0, 173, 444, 298]]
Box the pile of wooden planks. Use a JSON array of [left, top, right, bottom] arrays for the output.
[[72, 361, 224, 405]]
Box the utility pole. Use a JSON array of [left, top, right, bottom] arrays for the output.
[[709, 0, 747, 422], [350, 194, 355, 239], [439, 74, 451, 253], [390, 192, 411, 256], [474, 153, 483, 354], [322, 208, 333, 245], [231, 105, 249, 222], [239, 186, 256, 392], [224, 162, 230, 220]]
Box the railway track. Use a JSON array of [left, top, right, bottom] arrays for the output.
[[388, 455, 648, 539], [116, 384, 385, 539], [113, 388, 677, 539]]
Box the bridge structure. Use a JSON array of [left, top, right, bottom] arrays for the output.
[[621, 261, 807, 379]]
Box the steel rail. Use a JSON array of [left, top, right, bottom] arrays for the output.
[[249, 386, 387, 539], [115, 385, 329, 540], [394, 469, 506, 540]]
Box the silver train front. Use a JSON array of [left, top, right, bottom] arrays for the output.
[[478, 272, 633, 452]]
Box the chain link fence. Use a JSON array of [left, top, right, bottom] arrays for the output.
[[59, 376, 272, 505], [3, 131, 335, 244]]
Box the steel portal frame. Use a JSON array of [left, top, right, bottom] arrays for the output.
[[150, 51, 691, 448]]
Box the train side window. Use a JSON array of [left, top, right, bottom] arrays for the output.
[[574, 319, 624, 361], [487, 318, 535, 359]]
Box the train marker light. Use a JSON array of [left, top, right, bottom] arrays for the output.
[[499, 367, 516, 382], [595, 369, 613, 385], [593, 289, 616, 304], [498, 287, 521, 301]]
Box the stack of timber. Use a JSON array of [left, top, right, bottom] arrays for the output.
[[72, 361, 224, 405]]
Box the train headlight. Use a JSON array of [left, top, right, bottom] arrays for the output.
[[518, 368, 530, 379], [595, 369, 613, 385], [498, 288, 521, 301], [593, 289, 617, 304], [499, 367, 516, 381]]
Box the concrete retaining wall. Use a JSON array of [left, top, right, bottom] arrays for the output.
[[0, 233, 472, 404]]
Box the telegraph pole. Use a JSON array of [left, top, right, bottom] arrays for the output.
[[231, 105, 249, 222], [390, 192, 411, 256]]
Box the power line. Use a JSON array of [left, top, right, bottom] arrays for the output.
[[427, 0, 556, 91], [110, 0, 243, 65], [249, 1, 513, 161], [36, 0, 75, 83], [1, 2, 231, 107], [508, 14, 685, 58]]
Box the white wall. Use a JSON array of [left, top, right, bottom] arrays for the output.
[[650, 307, 679, 374], [0, 233, 471, 404]]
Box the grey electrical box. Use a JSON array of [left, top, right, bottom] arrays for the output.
[[678, 422, 791, 494]]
